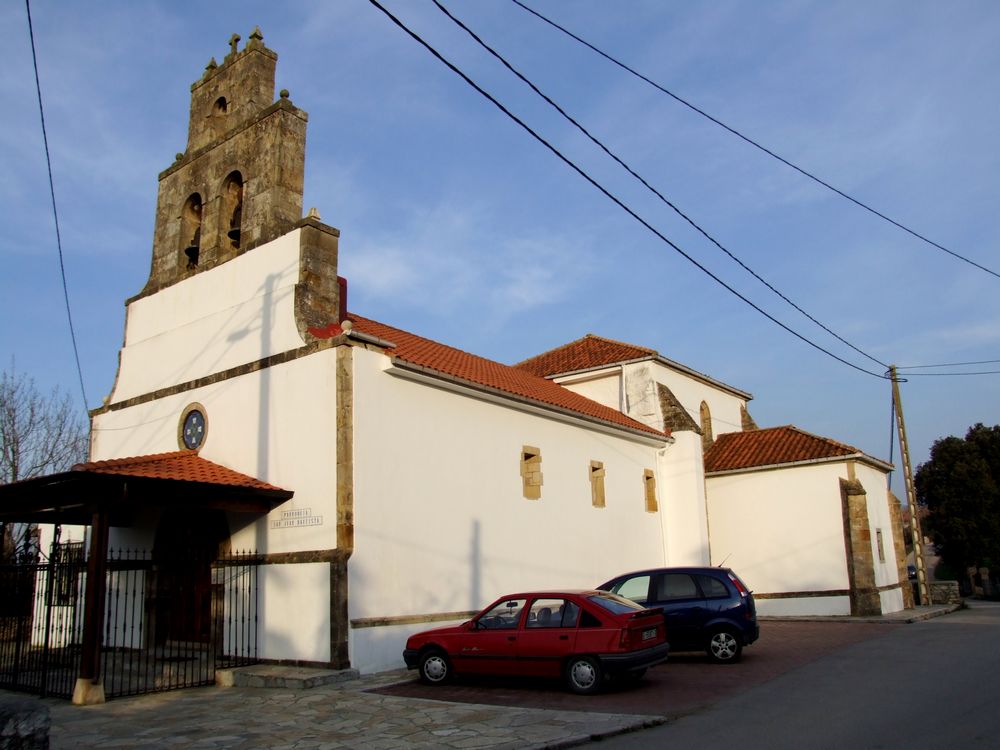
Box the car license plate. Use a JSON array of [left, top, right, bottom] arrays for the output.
[[642, 628, 656, 641]]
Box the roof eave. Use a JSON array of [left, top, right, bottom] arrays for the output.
[[705, 452, 893, 478], [384, 359, 670, 447]]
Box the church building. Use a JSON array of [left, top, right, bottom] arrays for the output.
[[0, 31, 909, 703]]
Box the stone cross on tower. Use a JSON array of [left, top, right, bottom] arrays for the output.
[[228, 33, 241, 59]]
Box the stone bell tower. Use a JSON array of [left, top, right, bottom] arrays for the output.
[[137, 28, 308, 299]]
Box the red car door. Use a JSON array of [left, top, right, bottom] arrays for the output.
[[453, 597, 526, 675], [515, 598, 580, 677]]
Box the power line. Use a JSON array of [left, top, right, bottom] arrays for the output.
[[897, 359, 1000, 370], [25, 0, 89, 413], [509, 0, 1000, 282], [432, 0, 888, 371], [898, 370, 1000, 377], [365, 0, 887, 380]]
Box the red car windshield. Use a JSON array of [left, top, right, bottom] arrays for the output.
[[587, 591, 646, 615]]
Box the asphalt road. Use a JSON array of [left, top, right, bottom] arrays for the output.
[[376, 619, 901, 718], [594, 600, 1000, 749]]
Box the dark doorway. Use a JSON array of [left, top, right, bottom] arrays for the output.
[[151, 510, 230, 646]]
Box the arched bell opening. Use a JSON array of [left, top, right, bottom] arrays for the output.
[[180, 193, 203, 270], [221, 171, 244, 251]]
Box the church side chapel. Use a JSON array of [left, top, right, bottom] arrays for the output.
[[0, 31, 908, 704]]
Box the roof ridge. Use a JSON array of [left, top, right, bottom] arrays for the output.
[[514, 333, 656, 369], [75, 450, 197, 470], [582, 333, 657, 356], [512, 334, 595, 368]]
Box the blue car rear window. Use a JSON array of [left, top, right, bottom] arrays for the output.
[[588, 592, 645, 615]]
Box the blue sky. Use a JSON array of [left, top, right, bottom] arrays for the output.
[[2, 0, 998, 490]]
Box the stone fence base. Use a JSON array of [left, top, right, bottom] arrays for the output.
[[929, 581, 962, 606]]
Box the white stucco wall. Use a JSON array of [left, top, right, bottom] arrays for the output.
[[109, 230, 306, 402], [347, 347, 673, 673], [257, 562, 331, 663], [706, 462, 854, 616], [658, 431, 710, 566], [707, 459, 903, 616], [557, 372, 621, 412], [554, 360, 750, 442], [93, 351, 339, 557]]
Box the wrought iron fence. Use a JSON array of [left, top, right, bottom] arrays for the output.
[[0, 545, 261, 700]]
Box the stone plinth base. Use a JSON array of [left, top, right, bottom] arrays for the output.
[[72, 678, 106, 706]]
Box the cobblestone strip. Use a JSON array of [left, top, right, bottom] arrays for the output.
[[41, 681, 659, 750]]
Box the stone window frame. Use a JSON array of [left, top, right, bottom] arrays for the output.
[[875, 528, 886, 563], [643, 469, 658, 513], [520, 445, 542, 500], [589, 461, 606, 508]]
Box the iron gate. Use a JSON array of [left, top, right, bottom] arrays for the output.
[[0, 547, 261, 700]]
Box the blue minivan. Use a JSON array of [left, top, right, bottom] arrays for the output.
[[598, 566, 758, 663]]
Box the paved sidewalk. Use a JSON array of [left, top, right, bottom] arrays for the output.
[[42, 669, 661, 750], [757, 603, 959, 624]]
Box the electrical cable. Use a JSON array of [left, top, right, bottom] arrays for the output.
[[897, 370, 1000, 377], [433, 0, 888, 370], [509, 0, 1000, 281], [365, 0, 887, 379], [897, 359, 1000, 370], [25, 0, 89, 413]]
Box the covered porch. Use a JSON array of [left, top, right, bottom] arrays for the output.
[[0, 450, 291, 704]]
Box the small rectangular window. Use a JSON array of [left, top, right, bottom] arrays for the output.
[[521, 445, 542, 500], [643, 469, 658, 513], [876, 528, 886, 563], [590, 461, 606, 508]]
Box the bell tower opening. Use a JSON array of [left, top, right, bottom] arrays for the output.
[[222, 171, 244, 251], [181, 193, 203, 269]]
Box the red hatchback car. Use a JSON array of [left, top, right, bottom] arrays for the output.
[[403, 590, 669, 694]]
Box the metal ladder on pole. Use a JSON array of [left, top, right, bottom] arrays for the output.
[[890, 365, 930, 605]]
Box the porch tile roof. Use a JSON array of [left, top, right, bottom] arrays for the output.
[[704, 425, 871, 473], [75, 451, 288, 492], [347, 316, 666, 438], [514, 334, 656, 377]]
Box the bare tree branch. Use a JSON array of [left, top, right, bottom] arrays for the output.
[[1, 365, 88, 561]]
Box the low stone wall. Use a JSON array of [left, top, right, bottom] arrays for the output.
[[929, 581, 962, 606], [0, 696, 50, 750]]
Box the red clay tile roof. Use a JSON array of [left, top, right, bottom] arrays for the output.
[[347, 315, 666, 438], [704, 425, 883, 473], [74, 451, 289, 492], [514, 334, 656, 378]]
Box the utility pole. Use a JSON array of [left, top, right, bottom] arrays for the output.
[[889, 365, 930, 606]]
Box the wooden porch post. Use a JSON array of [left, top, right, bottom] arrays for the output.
[[73, 504, 110, 705]]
